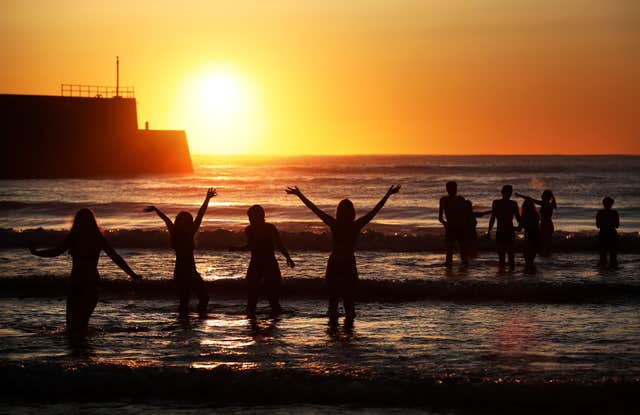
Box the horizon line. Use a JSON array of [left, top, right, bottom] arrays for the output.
[[191, 153, 640, 157]]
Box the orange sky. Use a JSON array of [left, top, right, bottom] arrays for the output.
[[1, 1, 639, 155]]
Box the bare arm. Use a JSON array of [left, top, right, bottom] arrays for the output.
[[356, 185, 401, 229], [285, 187, 336, 227], [596, 211, 602, 229], [28, 236, 70, 257], [515, 193, 542, 205], [144, 206, 174, 233], [193, 187, 217, 232], [614, 211, 620, 228], [273, 226, 295, 268], [487, 202, 496, 234], [101, 236, 141, 280], [438, 198, 446, 226], [514, 202, 522, 226], [474, 210, 493, 218]]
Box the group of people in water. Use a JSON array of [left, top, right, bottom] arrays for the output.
[[439, 181, 620, 271], [439, 181, 558, 270], [28, 182, 620, 337]]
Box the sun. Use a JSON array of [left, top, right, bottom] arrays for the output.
[[198, 72, 244, 118], [176, 67, 264, 155]]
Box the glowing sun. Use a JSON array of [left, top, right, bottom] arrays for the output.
[[176, 67, 264, 154]]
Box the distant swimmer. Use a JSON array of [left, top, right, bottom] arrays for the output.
[[286, 185, 401, 322], [520, 198, 541, 271], [438, 181, 468, 267], [516, 190, 557, 256], [145, 188, 216, 315], [230, 205, 295, 317], [28, 209, 141, 336], [596, 196, 619, 268], [487, 185, 521, 268]]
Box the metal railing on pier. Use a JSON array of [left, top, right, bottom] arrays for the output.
[[60, 84, 135, 98]]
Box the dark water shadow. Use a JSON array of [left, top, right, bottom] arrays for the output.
[[248, 316, 280, 342], [327, 317, 355, 341]]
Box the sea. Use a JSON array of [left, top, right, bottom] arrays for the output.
[[1, 155, 639, 413]]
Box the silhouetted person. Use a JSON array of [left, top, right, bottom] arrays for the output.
[[516, 190, 557, 256], [596, 196, 619, 267], [520, 198, 541, 271], [230, 204, 295, 316], [145, 188, 215, 314], [438, 181, 468, 267], [487, 185, 521, 268], [28, 209, 140, 336], [286, 185, 401, 321], [463, 200, 492, 259]]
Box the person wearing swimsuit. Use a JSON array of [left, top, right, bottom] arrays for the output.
[[145, 188, 215, 314], [28, 208, 140, 336], [230, 204, 295, 316], [516, 190, 556, 256], [286, 185, 400, 321]]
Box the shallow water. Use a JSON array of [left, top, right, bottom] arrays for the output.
[[1, 155, 639, 412], [1, 251, 639, 411]]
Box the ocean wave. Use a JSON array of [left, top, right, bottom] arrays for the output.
[[0, 362, 637, 412], [2, 228, 639, 252], [1, 275, 638, 303]]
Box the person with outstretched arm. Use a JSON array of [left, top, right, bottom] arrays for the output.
[[286, 185, 400, 322], [516, 190, 557, 256], [28, 208, 141, 336], [145, 188, 216, 315]]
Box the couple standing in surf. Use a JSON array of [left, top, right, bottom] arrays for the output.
[[440, 181, 557, 270], [29, 184, 401, 336]]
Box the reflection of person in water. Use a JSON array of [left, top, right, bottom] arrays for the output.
[[516, 190, 557, 256], [286, 185, 400, 321], [145, 188, 215, 315], [463, 200, 492, 259], [28, 208, 140, 336], [230, 204, 295, 316], [520, 198, 541, 271], [487, 185, 521, 268], [438, 181, 468, 267], [596, 196, 619, 268]]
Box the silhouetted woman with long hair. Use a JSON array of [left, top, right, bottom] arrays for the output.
[[520, 198, 541, 271], [145, 188, 216, 314], [28, 208, 140, 336], [286, 185, 400, 321], [516, 190, 556, 255]]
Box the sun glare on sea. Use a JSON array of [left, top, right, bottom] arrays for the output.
[[176, 67, 264, 155]]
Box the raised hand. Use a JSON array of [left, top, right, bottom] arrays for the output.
[[206, 188, 217, 199], [387, 184, 401, 196], [143, 205, 157, 213], [286, 257, 295, 268], [285, 186, 302, 197]]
